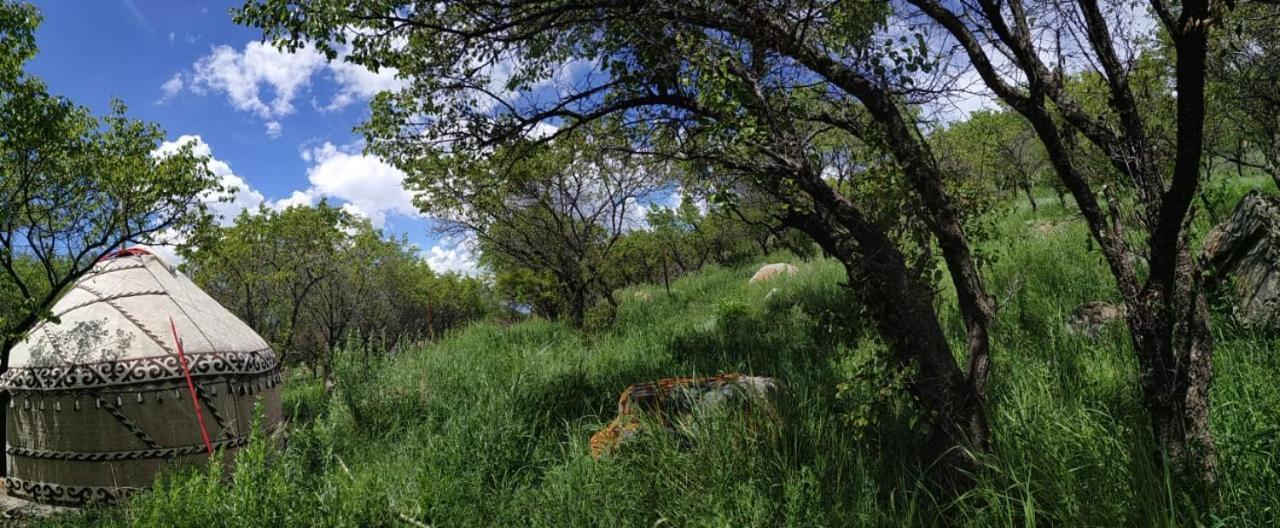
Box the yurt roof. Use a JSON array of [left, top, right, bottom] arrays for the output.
[[0, 247, 277, 392]]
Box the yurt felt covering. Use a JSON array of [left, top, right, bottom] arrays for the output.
[[0, 248, 282, 506]]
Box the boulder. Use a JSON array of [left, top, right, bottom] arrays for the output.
[[1202, 191, 1280, 329], [1066, 301, 1126, 339], [589, 374, 782, 458], [749, 263, 798, 284]]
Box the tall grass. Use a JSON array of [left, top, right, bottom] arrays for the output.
[[41, 180, 1280, 527]]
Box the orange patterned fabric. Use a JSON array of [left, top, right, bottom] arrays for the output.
[[589, 373, 779, 459]]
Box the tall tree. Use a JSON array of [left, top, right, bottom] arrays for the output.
[[414, 131, 660, 326], [237, 0, 999, 489], [1206, 2, 1280, 189], [904, 0, 1233, 485], [0, 1, 218, 364], [0, 1, 219, 476], [932, 109, 1049, 211]]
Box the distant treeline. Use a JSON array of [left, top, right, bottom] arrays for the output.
[[180, 179, 809, 378], [178, 203, 496, 379]]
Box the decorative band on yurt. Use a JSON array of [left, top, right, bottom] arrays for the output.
[[4, 477, 138, 506], [0, 349, 279, 392]]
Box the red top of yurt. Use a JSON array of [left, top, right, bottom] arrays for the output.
[[97, 246, 154, 262]]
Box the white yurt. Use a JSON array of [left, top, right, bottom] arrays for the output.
[[0, 247, 282, 506]]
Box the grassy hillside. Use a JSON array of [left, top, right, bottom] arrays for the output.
[[45, 179, 1280, 527]]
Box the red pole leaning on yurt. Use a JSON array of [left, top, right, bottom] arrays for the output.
[[169, 317, 214, 457]]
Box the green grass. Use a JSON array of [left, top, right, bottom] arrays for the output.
[[41, 180, 1280, 527]]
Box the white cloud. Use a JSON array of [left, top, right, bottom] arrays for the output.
[[617, 187, 703, 232], [296, 141, 419, 228], [475, 56, 518, 112], [188, 41, 326, 120], [211, 173, 269, 223], [159, 74, 184, 102], [148, 135, 281, 262], [167, 40, 412, 133], [146, 135, 431, 261], [325, 54, 406, 111], [153, 135, 266, 225], [459, 54, 575, 115], [340, 202, 371, 220], [925, 67, 999, 123], [422, 236, 483, 276], [527, 121, 559, 140], [622, 196, 652, 231], [272, 190, 315, 210], [670, 186, 709, 215]]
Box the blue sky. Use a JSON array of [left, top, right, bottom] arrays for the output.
[[26, 1, 481, 274]]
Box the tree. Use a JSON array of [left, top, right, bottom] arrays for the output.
[[238, 0, 1000, 490], [1206, 3, 1280, 189], [692, 186, 817, 262], [306, 217, 387, 376], [0, 1, 218, 364], [413, 131, 661, 326], [903, 0, 1237, 486], [933, 109, 1050, 210], [415, 271, 498, 340], [0, 0, 220, 476]]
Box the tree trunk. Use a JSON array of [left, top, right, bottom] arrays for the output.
[[785, 209, 988, 491], [1130, 249, 1218, 487], [667, 243, 689, 272], [755, 234, 770, 256], [568, 285, 587, 328], [426, 299, 436, 340], [661, 248, 671, 295], [852, 251, 991, 466], [1265, 150, 1280, 192]]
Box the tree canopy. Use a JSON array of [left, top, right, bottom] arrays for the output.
[[0, 1, 219, 362]]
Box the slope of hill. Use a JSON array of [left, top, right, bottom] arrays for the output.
[[43, 183, 1280, 527]]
